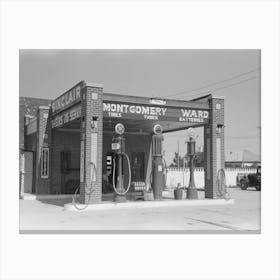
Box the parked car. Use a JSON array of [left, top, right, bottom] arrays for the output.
[[237, 166, 261, 191]]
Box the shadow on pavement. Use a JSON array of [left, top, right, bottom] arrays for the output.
[[37, 193, 136, 207], [37, 190, 207, 207], [38, 198, 73, 207]]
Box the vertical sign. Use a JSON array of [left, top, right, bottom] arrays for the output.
[[80, 140, 84, 182], [216, 138, 221, 174], [20, 153, 25, 195], [206, 138, 211, 180], [41, 148, 49, 178], [106, 156, 112, 172], [91, 133, 98, 182], [21, 153, 25, 173]]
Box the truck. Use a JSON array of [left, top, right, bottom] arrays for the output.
[[237, 166, 261, 191]]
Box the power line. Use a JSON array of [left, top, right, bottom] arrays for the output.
[[164, 68, 260, 98], [174, 75, 259, 100], [226, 134, 259, 139]]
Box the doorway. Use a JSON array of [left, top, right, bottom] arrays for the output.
[[20, 151, 34, 194], [131, 152, 145, 181]]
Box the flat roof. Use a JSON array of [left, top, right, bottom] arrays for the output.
[[102, 92, 210, 110], [50, 80, 217, 110], [50, 81, 212, 117]]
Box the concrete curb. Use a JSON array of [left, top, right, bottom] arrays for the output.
[[64, 198, 234, 211], [20, 194, 80, 200]]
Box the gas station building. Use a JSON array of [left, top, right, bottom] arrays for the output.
[[22, 80, 225, 204]]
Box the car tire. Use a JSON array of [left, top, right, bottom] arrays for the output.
[[240, 180, 248, 190], [255, 186, 261, 191]]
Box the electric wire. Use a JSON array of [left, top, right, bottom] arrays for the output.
[[172, 75, 259, 100], [164, 68, 260, 98]]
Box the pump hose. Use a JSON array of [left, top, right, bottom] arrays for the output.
[[112, 152, 132, 196], [217, 168, 230, 200], [162, 157, 168, 189], [72, 162, 97, 210], [162, 157, 167, 173]]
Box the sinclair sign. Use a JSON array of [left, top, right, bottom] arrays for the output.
[[51, 105, 81, 128], [51, 82, 83, 114], [103, 102, 209, 124]]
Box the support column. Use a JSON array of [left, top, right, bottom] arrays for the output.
[[35, 106, 52, 194], [80, 83, 103, 204], [204, 96, 225, 199]]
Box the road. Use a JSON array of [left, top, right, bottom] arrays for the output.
[[20, 188, 260, 233]]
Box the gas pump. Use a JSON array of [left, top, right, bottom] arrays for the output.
[[186, 128, 198, 199], [151, 124, 165, 200], [111, 123, 132, 202]]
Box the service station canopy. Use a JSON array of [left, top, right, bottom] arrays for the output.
[[51, 82, 210, 133]]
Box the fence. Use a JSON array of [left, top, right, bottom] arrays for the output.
[[165, 167, 257, 189]]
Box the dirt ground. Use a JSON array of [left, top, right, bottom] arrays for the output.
[[19, 188, 261, 233]]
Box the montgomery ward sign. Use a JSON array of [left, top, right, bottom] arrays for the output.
[[179, 109, 209, 123], [103, 102, 209, 124], [51, 82, 82, 114], [52, 105, 81, 128]]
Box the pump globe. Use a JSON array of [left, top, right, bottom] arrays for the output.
[[187, 127, 196, 139], [153, 124, 163, 135], [115, 123, 125, 135]]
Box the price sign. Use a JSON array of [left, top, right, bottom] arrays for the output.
[[112, 143, 120, 150]]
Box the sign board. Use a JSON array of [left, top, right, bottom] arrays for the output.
[[112, 143, 120, 150], [149, 99, 166, 105], [51, 82, 83, 114], [106, 155, 112, 172], [51, 105, 81, 128], [26, 119, 37, 135], [103, 102, 209, 124]]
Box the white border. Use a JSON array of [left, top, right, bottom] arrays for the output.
[[40, 147, 49, 179], [1, 1, 280, 280]]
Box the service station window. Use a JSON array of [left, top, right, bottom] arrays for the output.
[[41, 147, 49, 178]]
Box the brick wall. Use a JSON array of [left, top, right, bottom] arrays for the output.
[[79, 84, 103, 204], [35, 106, 52, 194], [19, 97, 51, 150], [204, 96, 225, 198]]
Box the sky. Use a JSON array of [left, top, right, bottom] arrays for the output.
[[19, 49, 260, 164]]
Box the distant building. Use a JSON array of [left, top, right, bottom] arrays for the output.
[[225, 149, 260, 168], [19, 97, 51, 150]]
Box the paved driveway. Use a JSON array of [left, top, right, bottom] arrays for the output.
[[19, 188, 260, 233]]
